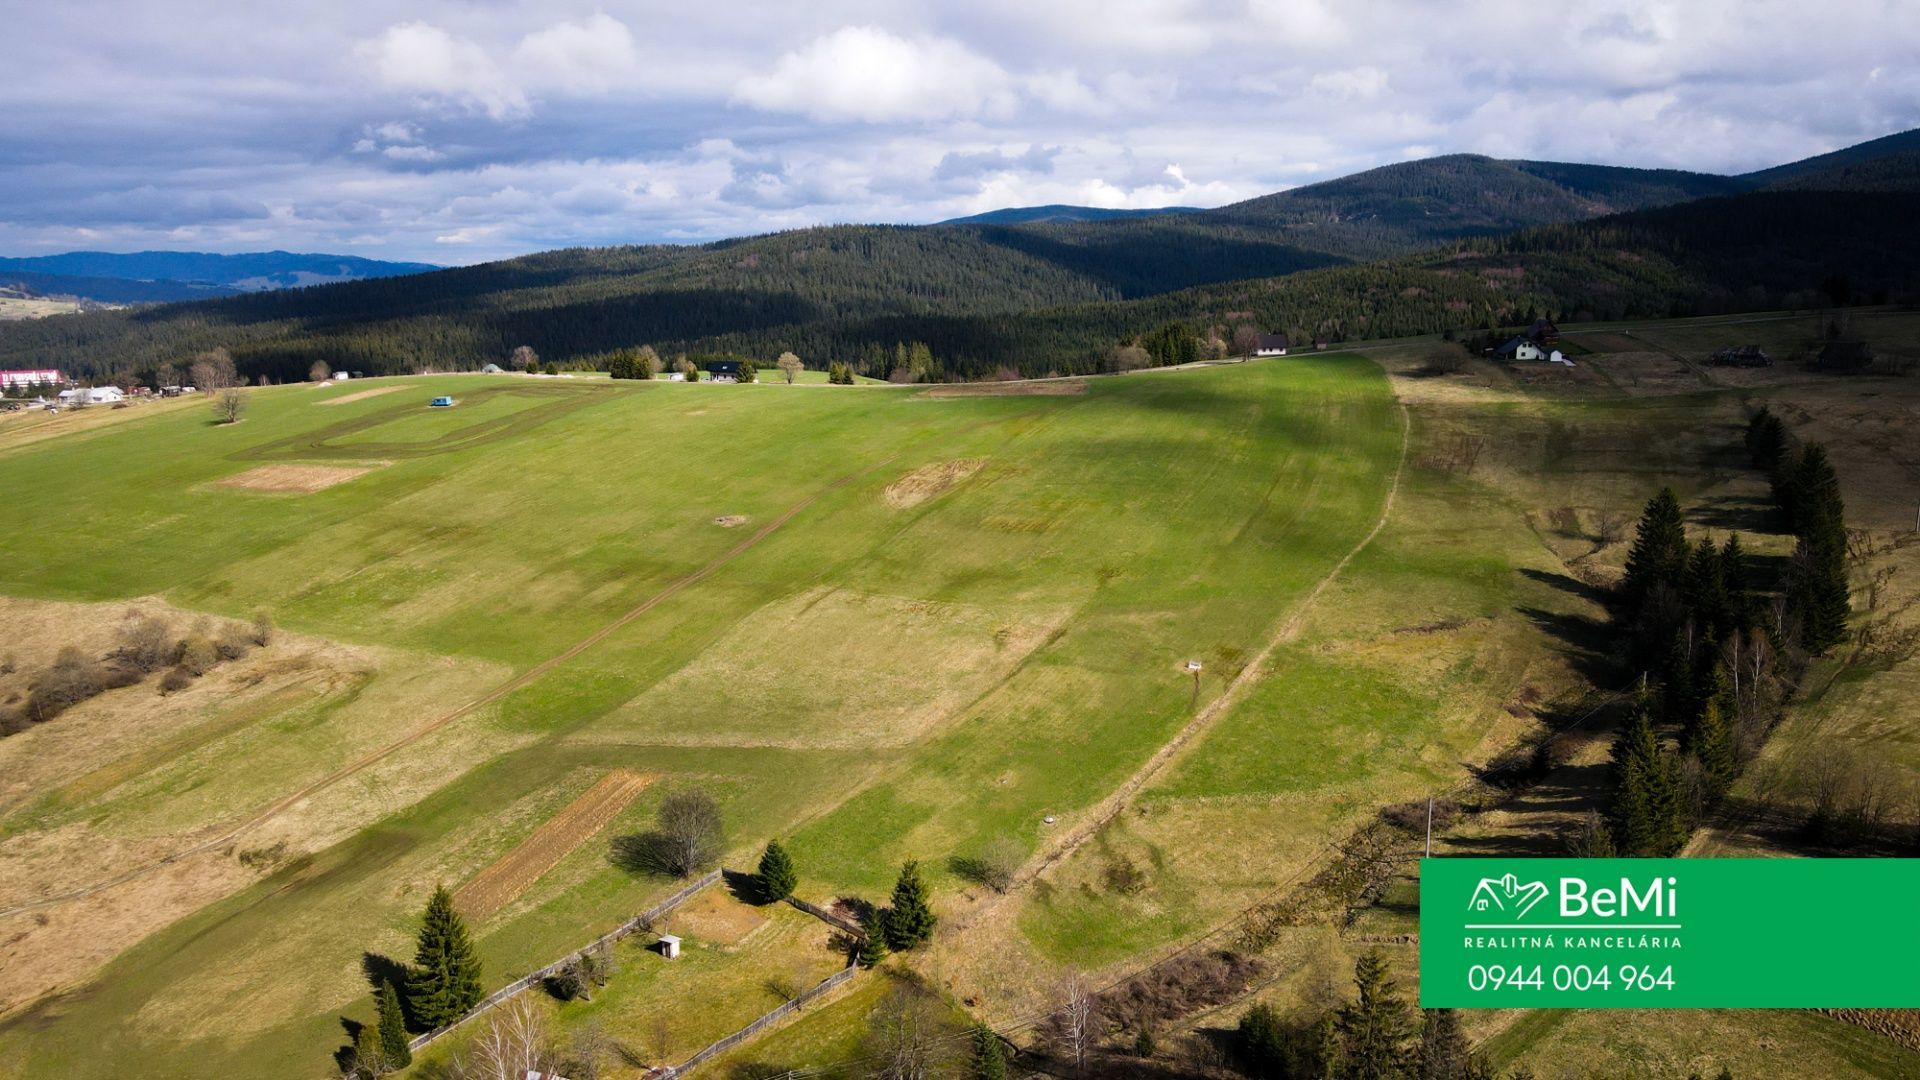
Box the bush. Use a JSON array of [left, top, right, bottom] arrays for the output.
[[116, 615, 175, 673], [952, 835, 1023, 893], [214, 629, 252, 662], [26, 647, 112, 722], [177, 635, 219, 677], [250, 610, 274, 647], [159, 666, 195, 694]]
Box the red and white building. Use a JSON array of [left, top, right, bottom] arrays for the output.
[[1, 369, 65, 390]]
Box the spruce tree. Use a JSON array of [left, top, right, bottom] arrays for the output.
[[1692, 699, 1736, 803], [1791, 445, 1851, 653], [1684, 539, 1727, 636], [406, 885, 484, 1030], [1337, 951, 1415, 1080], [1622, 489, 1689, 609], [857, 907, 889, 966], [375, 980, 412, 1069], [1610, 710, 1684, 856], [970, 1023, 1009, 1080], [756, 839, 798, 902], [353, 1024, 389, 1079], [1719, 534, 1751, 626], [1415, 1008, 1471, 1080], [882, 860, 936, 951]]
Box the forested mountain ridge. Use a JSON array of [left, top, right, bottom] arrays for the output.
[[0, 250, 440, 303], [3, 130, 1915, 384]]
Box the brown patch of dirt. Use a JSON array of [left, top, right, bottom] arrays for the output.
[[316, 385, 409, 405], [215, 463, 381, 493], [884, 459, 985, 509], [713, 515, 750, 528], [454, 769, 654, 921], [920, 380, 1087, 397], [663, 886, 768, 945]]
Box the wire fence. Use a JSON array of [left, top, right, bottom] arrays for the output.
[[667, 961, 860, 1077], [407, 869, 723, 1052]]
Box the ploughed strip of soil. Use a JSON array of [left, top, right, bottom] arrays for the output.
[[454, 769, 654, 920], [317, 385, 409, 405], [215, 463, 381, 493], [884, 459, 985, 509]]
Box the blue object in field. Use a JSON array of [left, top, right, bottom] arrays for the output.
[[430, 396, 455, 407]]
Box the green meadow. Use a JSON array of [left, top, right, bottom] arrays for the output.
[[0, 358, 1416, 1077]]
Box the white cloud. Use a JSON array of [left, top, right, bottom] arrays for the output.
[[356, 22, 528, 119], [1309, 66, 1388, 102], [510, 14, 640, 95], [734, 26, 1017, 122]]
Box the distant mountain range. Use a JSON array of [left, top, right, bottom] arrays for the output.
[[0, 250, 439, 304], [2, 127, 1915, 383]]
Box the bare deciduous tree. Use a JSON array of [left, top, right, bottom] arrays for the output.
[[465, 998, 553, 1080], [189, 348, 238, 391], [511, 345, 540, 373], [1231, 325, 1261, 357], [310, 360, 332, 382], [213, 387, 246, 424], [1107, 344, 1152, 373], [776, 351, 805, 384], [657, 789, 722, 876], [635, 344, 662, 376], [1054, 970, 1100, 1076], [863, 990, 950, 1080]]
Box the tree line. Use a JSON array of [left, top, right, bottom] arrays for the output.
[[1593, 408, 1853, 857]]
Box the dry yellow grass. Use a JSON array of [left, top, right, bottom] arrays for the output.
[[598, 586, 1070, 750], [667, 886, 770, 946], [883, 459, 985, 509], [454, 768, 654, 921], [0, 595, 513, 1013], [315, 385, 410, 405], [214, 462, 381, 493]]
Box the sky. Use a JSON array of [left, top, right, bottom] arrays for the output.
[[3, 1, 1916, 265]]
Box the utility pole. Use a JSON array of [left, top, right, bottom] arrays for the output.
[[1425, 795, 1434, 859]]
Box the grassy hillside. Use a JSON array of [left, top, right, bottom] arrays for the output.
[[0, 358, 1416, 1078]]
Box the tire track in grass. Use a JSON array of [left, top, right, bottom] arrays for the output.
[[954, 393, 1412, 927], [0, 457, 896, 919]]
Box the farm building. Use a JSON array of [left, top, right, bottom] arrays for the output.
[[1527, 318, 1561, 345], [1253, 333, 1289, 357], [706, 360, 741, 383], [1494, 336, 1545, 361], [58, 386, 126, 404], [1, 368, 65, 390]]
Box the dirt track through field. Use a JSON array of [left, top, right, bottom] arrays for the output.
[[454, 769, 654, 920], [0, 456, 895, 920], [956, 395, 1412, 926]]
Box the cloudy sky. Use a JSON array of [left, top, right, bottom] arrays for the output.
[[4, 1, 1915, 264]]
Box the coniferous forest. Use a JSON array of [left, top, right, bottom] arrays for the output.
[[3, 165, 1917, 387]]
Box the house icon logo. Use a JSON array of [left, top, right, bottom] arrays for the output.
[[1469, 872, 1550, 919]]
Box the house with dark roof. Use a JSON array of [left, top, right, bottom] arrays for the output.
[[1253, 333, 1289, 357], [1527, 318, 1561, 345], [706, 360, 741, 383]]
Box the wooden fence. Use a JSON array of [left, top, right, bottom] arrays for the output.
[[666, 961, 860, 1077], [407, 869, 723, 1052], [783, 894, 865, 937]]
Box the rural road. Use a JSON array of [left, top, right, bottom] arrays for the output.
[[955, 392, 1414, 925]]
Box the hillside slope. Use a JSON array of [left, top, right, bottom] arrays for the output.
[[3, 132, 1917, 383], [0, 251, 439, 296]]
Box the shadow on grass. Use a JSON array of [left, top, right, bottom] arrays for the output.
[[609, 832, 679, 877]]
